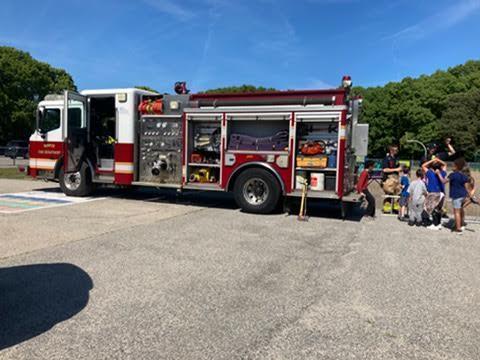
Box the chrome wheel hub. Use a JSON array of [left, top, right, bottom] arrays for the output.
[[64, 171, 81, 191], [243, 178, 269, 206]]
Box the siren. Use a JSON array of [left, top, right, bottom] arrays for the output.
[[174, 81, 189, 95], [342, 75, 352, 88]]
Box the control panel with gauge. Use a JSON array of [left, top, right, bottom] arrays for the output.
[[138, 116, 183, 184]]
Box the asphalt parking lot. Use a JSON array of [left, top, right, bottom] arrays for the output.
[[1, 179, 479, 359]]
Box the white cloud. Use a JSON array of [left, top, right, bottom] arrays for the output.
[[385, 0, 480, 41], [140, 0, 195, 21]]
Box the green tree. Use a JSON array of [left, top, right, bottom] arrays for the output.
[[202, 85, 276, 94], [0, 46, 76, 144], [353, 59, 480, 159], [135, 85, 159, 93], [438, 89, 480, 159]]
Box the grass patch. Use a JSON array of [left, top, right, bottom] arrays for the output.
[[0, 167, 28, 179]]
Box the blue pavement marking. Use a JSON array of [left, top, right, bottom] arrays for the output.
[[0, 190, 104, 214], [0, 200, 42, 209], [0, 194, 71, 204]]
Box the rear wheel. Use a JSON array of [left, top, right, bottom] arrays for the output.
[[59, 162, 94, 197], [233, 168, 281, 214]]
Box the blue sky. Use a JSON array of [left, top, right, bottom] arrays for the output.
[[1, 0, 480, 93]]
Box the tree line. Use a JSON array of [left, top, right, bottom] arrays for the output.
[[1, 46, 479, 160], [352, 60, 480, 161], [0, 47, 75, 145]]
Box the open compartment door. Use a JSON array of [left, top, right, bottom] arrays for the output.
[[63, 90, 88, 173]]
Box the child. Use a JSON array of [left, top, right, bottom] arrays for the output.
[[357, 161, 375, 218], [446, 158, 469, 234], [398, 166, 410, 221], [407, 169, 427, 226], [422, 158, 447, 230]]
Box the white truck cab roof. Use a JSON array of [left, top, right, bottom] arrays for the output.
[[39, 88, 158, 106], [80, 88, 158, 97]]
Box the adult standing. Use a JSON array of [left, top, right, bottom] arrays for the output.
[[436, 137, 456, 161], [382, 145, 402, 194], [382, 145, 401, 179], [420, 138, 456, 163]]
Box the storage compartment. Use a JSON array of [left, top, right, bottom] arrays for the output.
[[295, 171, 336, 192], [227, 115, 289, 152], [294, 119, 339, 192], [295, 121, 338, 166], [188, 167, 220, 184], [187, 115, 221, 185], [190, 121, 221, 165]]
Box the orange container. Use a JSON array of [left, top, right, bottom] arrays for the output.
[[138, 99, 163, 115], [296, 155, 327, 168]]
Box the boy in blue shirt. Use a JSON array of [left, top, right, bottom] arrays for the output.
[[398, 166, 410, 221], [438, 158, 469, 234], [422, 158, 447, 230]]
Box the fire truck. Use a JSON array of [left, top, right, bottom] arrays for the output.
[[28, 77, 368, 214]]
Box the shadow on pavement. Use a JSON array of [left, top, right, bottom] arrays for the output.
[[286, 198, 363, 222], [0, 263, 93, 350], [101, 187, 364, 220], [28, 185, 362, 220], [95, 187, 239, 211]]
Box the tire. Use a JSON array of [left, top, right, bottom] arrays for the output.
[[59, 162, 94, 197], [233, 168, 282, 214]]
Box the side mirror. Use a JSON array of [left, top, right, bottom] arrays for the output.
[[35, 106, 45, 134], [38, 126, 47, 138], [36, 107, 46, 136]]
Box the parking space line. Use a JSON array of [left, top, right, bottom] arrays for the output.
[[0, 190, 105, 214]]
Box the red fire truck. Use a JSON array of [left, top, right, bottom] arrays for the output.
[[29, 77, 368, 214]]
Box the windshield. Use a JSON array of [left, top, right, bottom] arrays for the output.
[[39, 108, 61, 133]]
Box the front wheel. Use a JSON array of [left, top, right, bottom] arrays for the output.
[[233, 168, 282, 214], [59, 162, 94, 197]]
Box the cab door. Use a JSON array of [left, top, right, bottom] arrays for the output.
[[63, 90, 88, 173]]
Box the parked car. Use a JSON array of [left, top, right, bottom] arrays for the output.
[[5, 140, 29, 159]]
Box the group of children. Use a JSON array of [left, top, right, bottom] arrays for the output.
[[401, 157, 477, 233], [359, 157, 477, 234]]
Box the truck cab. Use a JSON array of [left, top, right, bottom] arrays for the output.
[[29, 88, 157, 194]]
